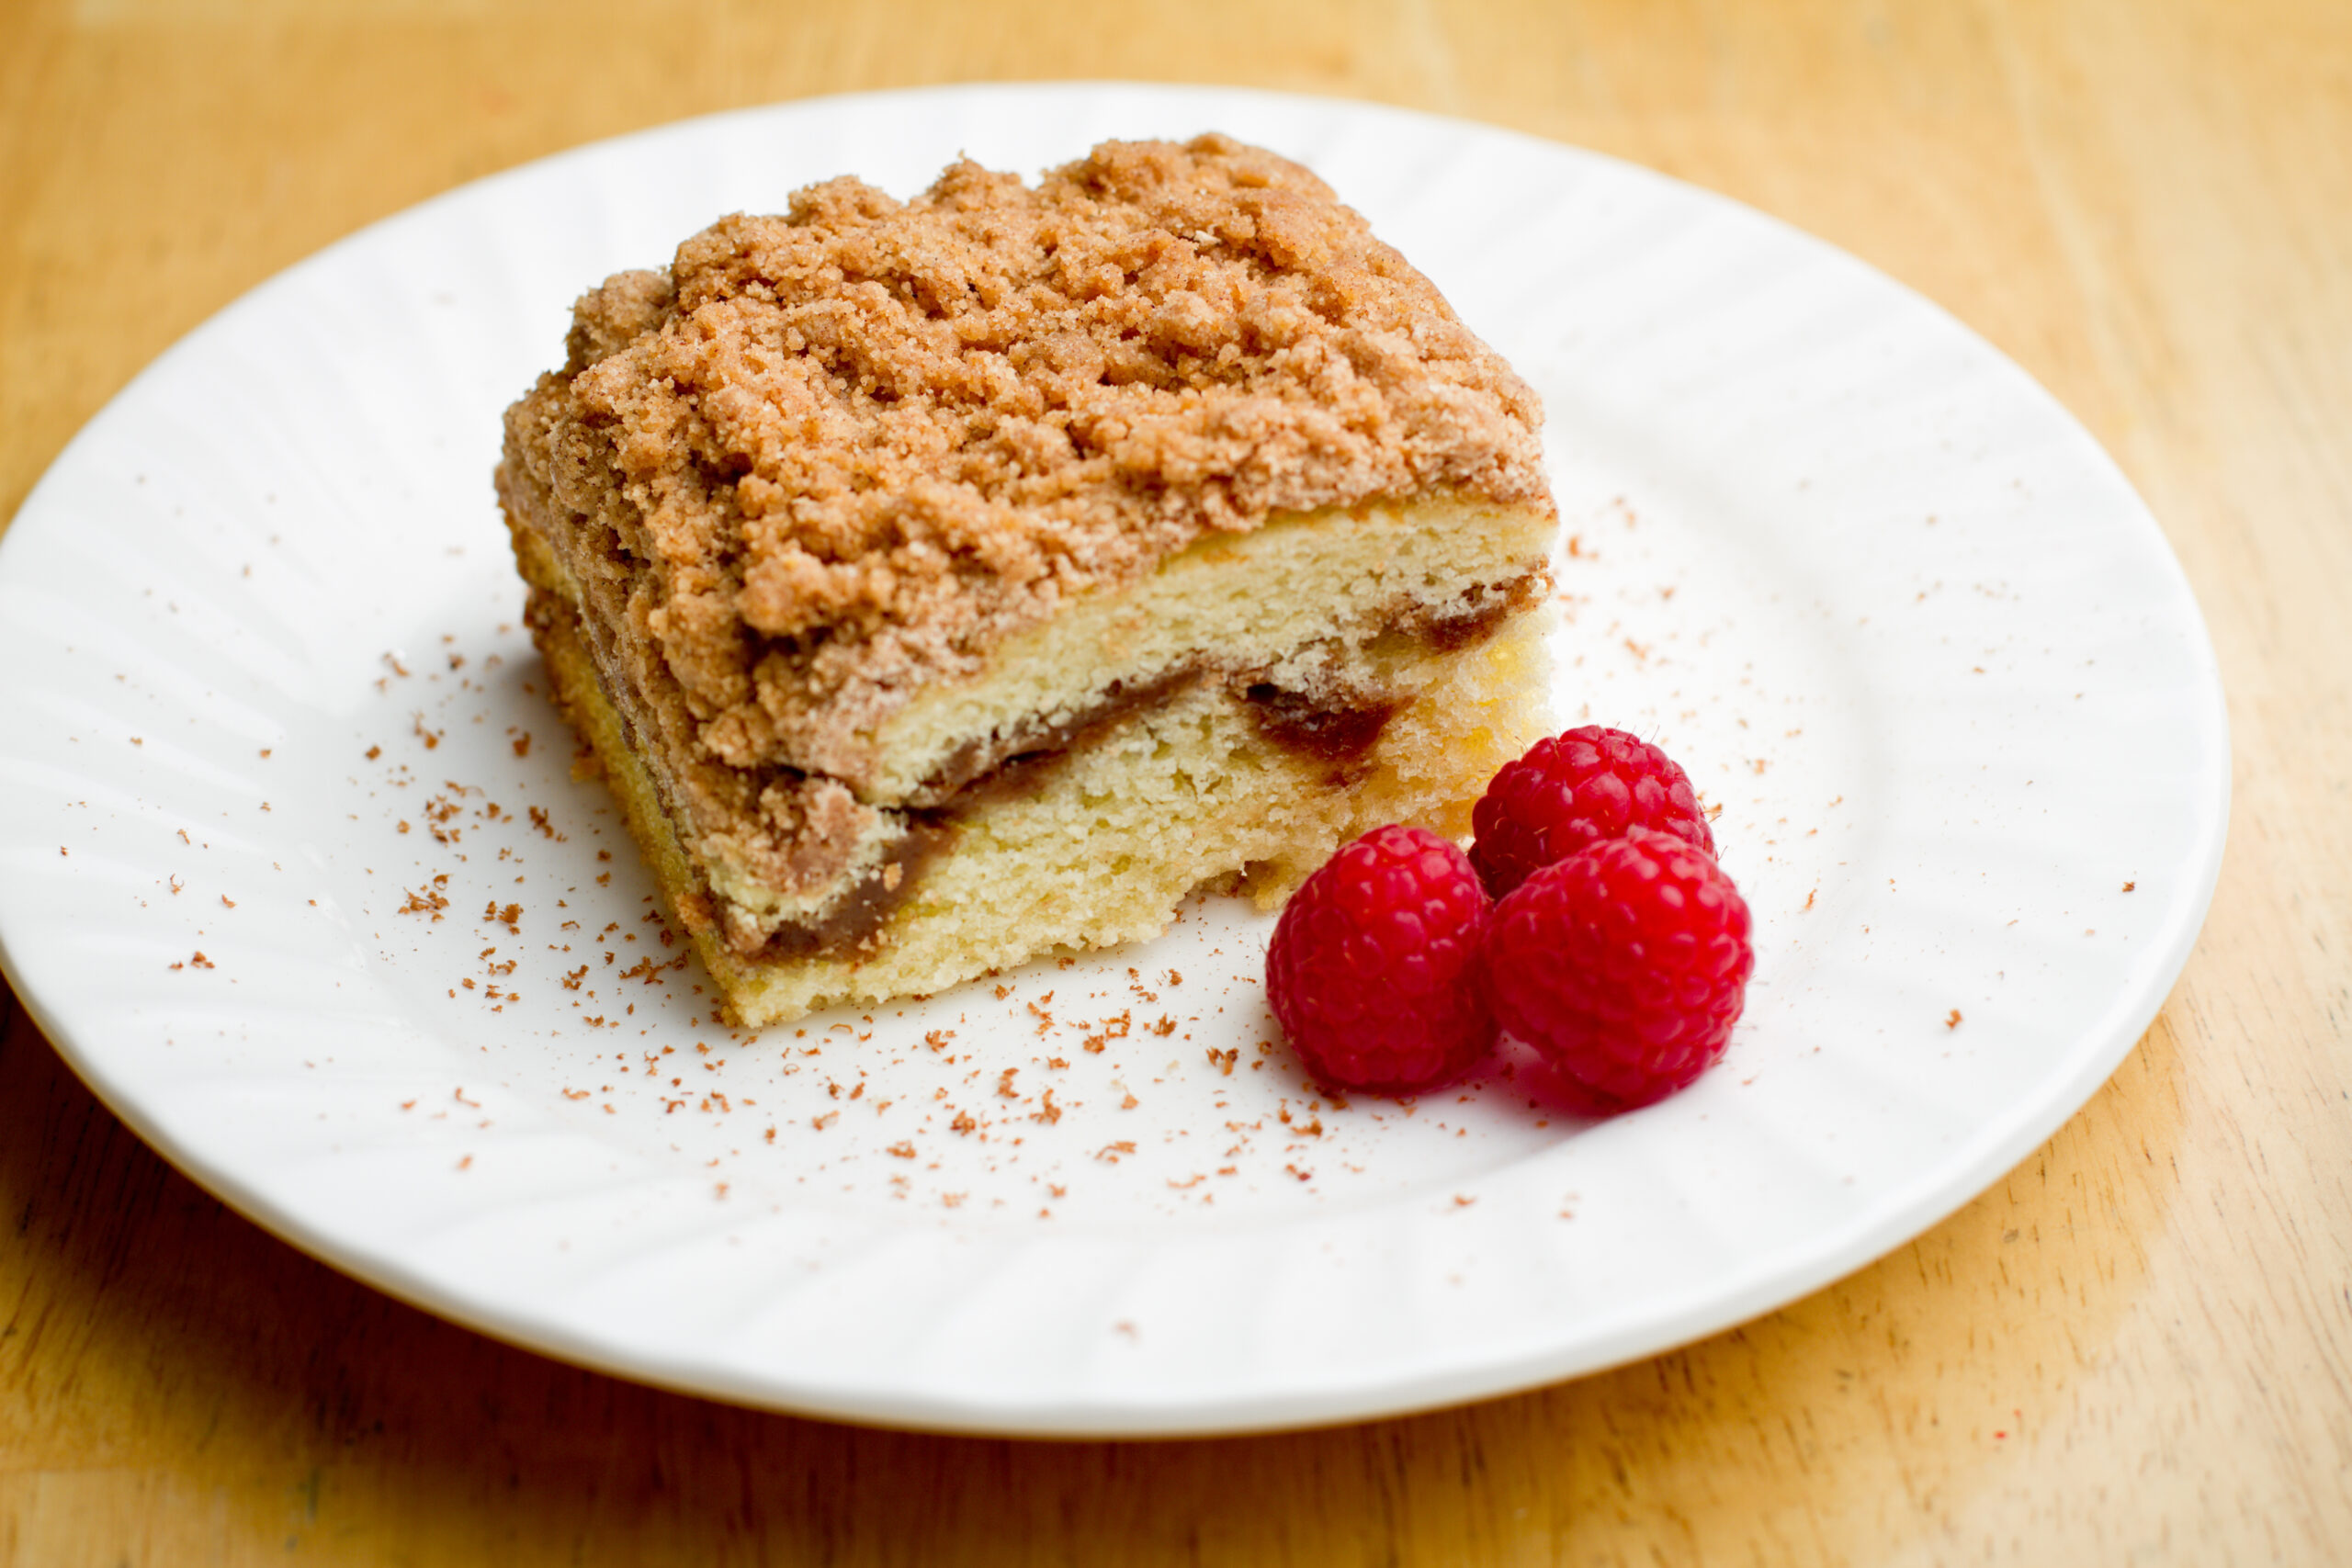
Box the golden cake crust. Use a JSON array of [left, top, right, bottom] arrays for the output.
[[496, 133, 1551, 788]]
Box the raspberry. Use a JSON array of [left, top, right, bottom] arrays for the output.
[[1469, 727, 1714, 898], [1265, 825, 1496, 1095], [1484, 827, 1752, 1110]]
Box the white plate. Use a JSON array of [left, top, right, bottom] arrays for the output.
[[0, 84, 2226, 1436]]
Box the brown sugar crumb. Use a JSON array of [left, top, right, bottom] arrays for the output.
[[1946, 1009, 1963, 1030], [497, 133, 1548, 786], [400, 884, 450, 920]]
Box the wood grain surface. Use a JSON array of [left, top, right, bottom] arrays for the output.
[[4, 0, 2347, 1562]]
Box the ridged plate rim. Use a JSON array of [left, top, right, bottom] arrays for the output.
[[0, 83, 2227, 1436]]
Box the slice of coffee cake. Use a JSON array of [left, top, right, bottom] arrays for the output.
[[498, 134, 1557, 1024]]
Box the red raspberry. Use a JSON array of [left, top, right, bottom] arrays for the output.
[[1469, 727, 1714, 898], [1266, 825, 1496, 1095], [1484, 827, 1752, 1110]]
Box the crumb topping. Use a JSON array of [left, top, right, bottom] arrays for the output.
[[501, 134, 1550, 783]]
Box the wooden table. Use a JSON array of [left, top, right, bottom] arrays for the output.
[[4, 1, 2346, 1561]]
